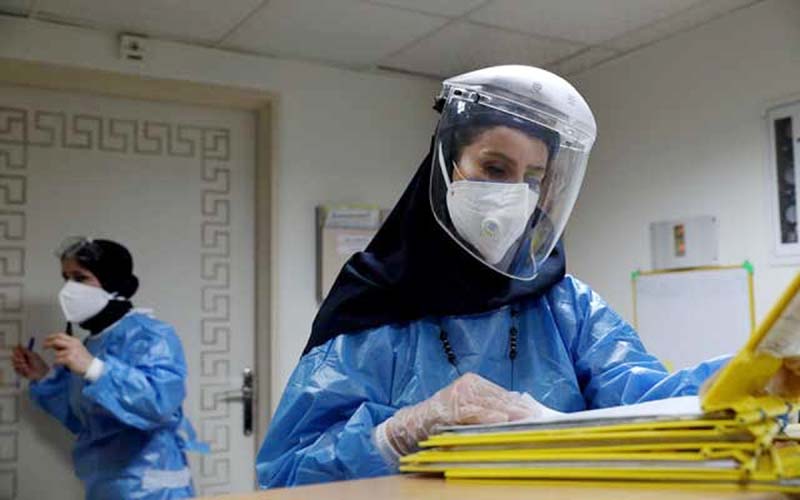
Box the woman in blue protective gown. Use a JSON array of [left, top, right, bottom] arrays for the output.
[[255, 65, 800, 488], [12, 237, 205, 499]]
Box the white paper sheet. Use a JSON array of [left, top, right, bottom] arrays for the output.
[[442, 396, 705, 434]]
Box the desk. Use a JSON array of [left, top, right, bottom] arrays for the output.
[[202, 476, 794, 500]]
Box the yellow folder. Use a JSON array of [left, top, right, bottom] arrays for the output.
[[400, 272, 800, 492]]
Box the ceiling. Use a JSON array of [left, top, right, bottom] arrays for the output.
[[0, 0, 764, 78]]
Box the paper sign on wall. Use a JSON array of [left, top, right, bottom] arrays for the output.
[[336, 234, 373, 256], [317, 204, 386, 302]]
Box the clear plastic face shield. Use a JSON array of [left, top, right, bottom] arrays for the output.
[[430, 84, 595, 280]]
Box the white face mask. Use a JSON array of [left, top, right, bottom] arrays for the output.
[[58, 281, 114, 323], [445, 178, 539, 265]]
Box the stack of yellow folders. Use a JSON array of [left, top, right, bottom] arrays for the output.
[[400, 273, 800, 492]]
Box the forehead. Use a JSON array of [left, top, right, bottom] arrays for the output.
[[61, 258, 88, 274], [469, 126, 549, 159]]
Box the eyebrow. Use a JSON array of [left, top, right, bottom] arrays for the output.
[[483, 150, 546, 171]]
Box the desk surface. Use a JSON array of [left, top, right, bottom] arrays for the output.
[[203, 476, 793, 500]]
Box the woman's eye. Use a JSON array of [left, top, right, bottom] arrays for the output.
[[485, 165, 507, 177]]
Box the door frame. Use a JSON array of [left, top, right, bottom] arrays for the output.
[[0, 56, 276, 449]]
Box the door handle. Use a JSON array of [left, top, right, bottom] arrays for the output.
[[242, 367, 254, 436], [220, 368, 255, 436]]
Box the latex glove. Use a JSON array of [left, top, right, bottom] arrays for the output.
[[11, 345, 49, 381], [382, 372, 546, 456], [44, 333, 94, 376]]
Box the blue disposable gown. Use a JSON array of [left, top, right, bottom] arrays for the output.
[[30, 311, 205, 500], [256, 276, 728, 488]]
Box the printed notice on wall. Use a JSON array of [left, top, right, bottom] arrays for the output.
[[336, 233, 373, 256], [317, 204, 386, 302]]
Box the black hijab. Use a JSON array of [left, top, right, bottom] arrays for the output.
[[303, 141, 566, 355]]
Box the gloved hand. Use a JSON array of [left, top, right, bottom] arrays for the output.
[[380, 372, 552, 456]]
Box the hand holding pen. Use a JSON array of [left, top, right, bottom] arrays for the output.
[[12, 337, 49, 382]]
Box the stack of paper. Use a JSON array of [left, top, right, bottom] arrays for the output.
[[400, 273, 800, 492]]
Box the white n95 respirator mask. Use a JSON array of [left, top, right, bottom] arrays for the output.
[[445, 177, 538, 265], [58, 281, 115, 323]]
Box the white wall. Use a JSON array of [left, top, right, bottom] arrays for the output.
[[565, 0, 800, 334], [0, 17, 439, 411]]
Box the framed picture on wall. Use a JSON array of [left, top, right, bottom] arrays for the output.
[[766, 98, 800, 265]]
